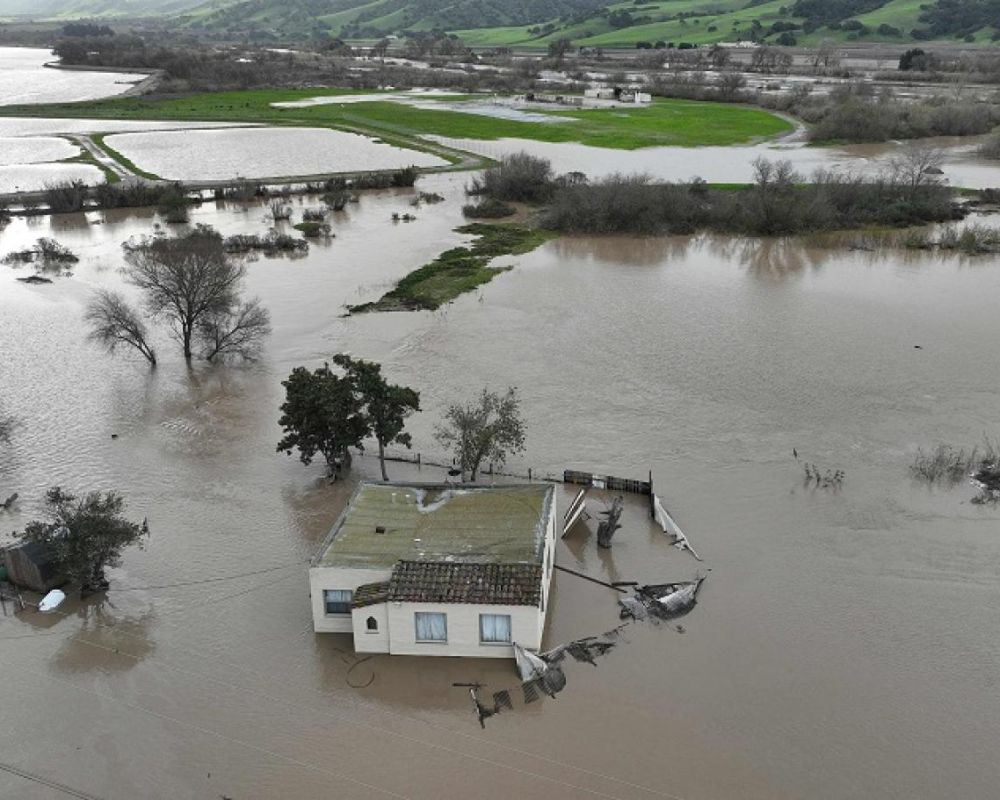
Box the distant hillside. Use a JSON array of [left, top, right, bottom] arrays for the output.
[[9, 0, 1000, 46], [175, 0, 606, 39], [2, 0, 210, 18]]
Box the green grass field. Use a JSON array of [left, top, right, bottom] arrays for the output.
[[0, 89, 794, 150], [450, 0, 997, 48]]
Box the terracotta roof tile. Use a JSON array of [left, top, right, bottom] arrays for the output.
[[387, 560, 542, 606]]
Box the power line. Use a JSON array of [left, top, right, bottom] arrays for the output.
[[0, 760, 105, 800], [106, 560, 309, 591]]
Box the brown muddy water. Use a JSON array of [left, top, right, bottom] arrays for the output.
[[1, 174, 1000, 800]]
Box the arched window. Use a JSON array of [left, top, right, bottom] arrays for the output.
[[366, 616, 378, 632]]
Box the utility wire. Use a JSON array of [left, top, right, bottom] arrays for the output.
[[0, 760, 104, 800]]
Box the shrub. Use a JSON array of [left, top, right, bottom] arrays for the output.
[[36, 238, 79, 264], [223, 232, 308, 254], [302, 208, 328, 222], [43, 180, 89, 213], [980, 129, 1000, 160], [293, 221, 333, 238], [467, 153, 555, 204], [269, 201, 293, 221], [462, 198, 516, 218], [157, 186, 191, 223]]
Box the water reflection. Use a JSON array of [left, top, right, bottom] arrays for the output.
[[52, 608, 157, 675]]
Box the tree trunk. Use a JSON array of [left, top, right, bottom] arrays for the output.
[[378, 440, 388, 481], [182, 320, 193, 361]]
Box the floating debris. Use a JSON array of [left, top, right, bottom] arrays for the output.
[[652, 494, 701, 560], [561, 488, 590, 537], [596, 495, 623, 548], [620, 577, 705, 622], [514, 642, 548, 683]]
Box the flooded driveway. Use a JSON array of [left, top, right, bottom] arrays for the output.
[[2, 173, 999, 799]]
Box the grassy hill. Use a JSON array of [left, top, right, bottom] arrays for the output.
[[9, 0, 1000, 46]]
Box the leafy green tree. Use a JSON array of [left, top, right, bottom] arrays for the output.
[[277, 364, 367, 475], [333, 355, 420, 481], [16, 487, 149, 596], [435, 387, 526, 482]]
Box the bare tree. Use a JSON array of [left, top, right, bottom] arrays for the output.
[[197, 298, 272, 362], [709, 44, 731, 69], [716, 69, 747, 101], [886, 143, 946, 198], [85, 289, 157, 367], [435, 387, 526, 482], [122, 225, 248, 361]]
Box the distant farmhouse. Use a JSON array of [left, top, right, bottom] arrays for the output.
[[309, 483, 557, 658]]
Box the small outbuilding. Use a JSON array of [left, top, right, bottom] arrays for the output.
[[309, 482, 557, 659], [2, 541, 66, 593]]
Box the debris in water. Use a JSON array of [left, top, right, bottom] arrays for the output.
[[514, 641, 548, 683], [652, 494, 702, 560], [620, 577, 705, 622], [17, 275, 52, 284], [596, 495, 623, 548], [561, 488, 590, 537]]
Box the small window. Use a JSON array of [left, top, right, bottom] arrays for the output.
[[324, 589, 353, 615], [414, 612, 447, 642], [480, 613, 512, 644], [366, 616, 378, 632]]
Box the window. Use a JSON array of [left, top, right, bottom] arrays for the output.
[[323, 589, 352, 615], [366, 616, 378, 632], [414, 612, 447, 642], [479, 613, 512, 644]]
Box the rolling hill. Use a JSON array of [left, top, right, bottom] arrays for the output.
[[6, 0, 999, 46]]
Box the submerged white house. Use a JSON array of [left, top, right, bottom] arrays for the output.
[[309, 482, 557, 658]]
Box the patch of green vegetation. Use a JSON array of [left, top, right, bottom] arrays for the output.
[[92, 133, 162, 180], [59, 136, 119, 184], [0, 91, 792, 150], [349, 223, 556, 313]]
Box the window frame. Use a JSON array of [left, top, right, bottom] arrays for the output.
[[479, 612, 513, 645], [414, 611, 448, 643], [323, 589, 353, 616]]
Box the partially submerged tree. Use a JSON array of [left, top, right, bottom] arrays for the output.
[[277, 364, 368, 476], [197, 298, 271, 362], [0, 412, 14, 445], [85, 289, 157, 366], [435, 387, 526, 482], [333, 354, 420, 481], [16, 487, 149, 596], [120, 225, 270, 362]]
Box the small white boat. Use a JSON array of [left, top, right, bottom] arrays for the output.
[[38, 588, 66, 613]]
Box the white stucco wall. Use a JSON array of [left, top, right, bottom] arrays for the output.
[[385, 601, 543, 657], [310, 566, 392, 633], [353, 603, 390, 653]]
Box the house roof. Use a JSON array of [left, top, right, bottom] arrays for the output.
[[313, 483, 554, 570], [387, 561, 543, 606], [353, 581, 391, 608]]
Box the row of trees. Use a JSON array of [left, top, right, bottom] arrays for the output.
[[278, 359, 525, 483], [86, 225, 271, 366]]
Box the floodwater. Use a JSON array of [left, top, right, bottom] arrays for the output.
[[2, 167, 1000, 799], [0, 47, 146, 106], [433, 134, 1000, 189], [0, 162, 103, 194], [103, 126, 449, 181]]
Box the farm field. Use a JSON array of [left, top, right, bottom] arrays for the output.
[[0, 90, 795, 150]]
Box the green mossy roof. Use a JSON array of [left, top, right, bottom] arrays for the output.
[[316, 483, 553, 569]]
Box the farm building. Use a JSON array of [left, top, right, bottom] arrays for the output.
[[309, 483, 557, 659], [2, 541, 65, 593]]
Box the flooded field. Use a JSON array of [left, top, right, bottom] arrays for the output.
[[0, 47, 146, 105], [0, 162, 103, 193], [104, 127, 449, 181], [435, 135, 1000, 189], [2, 170, 999, 799]]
